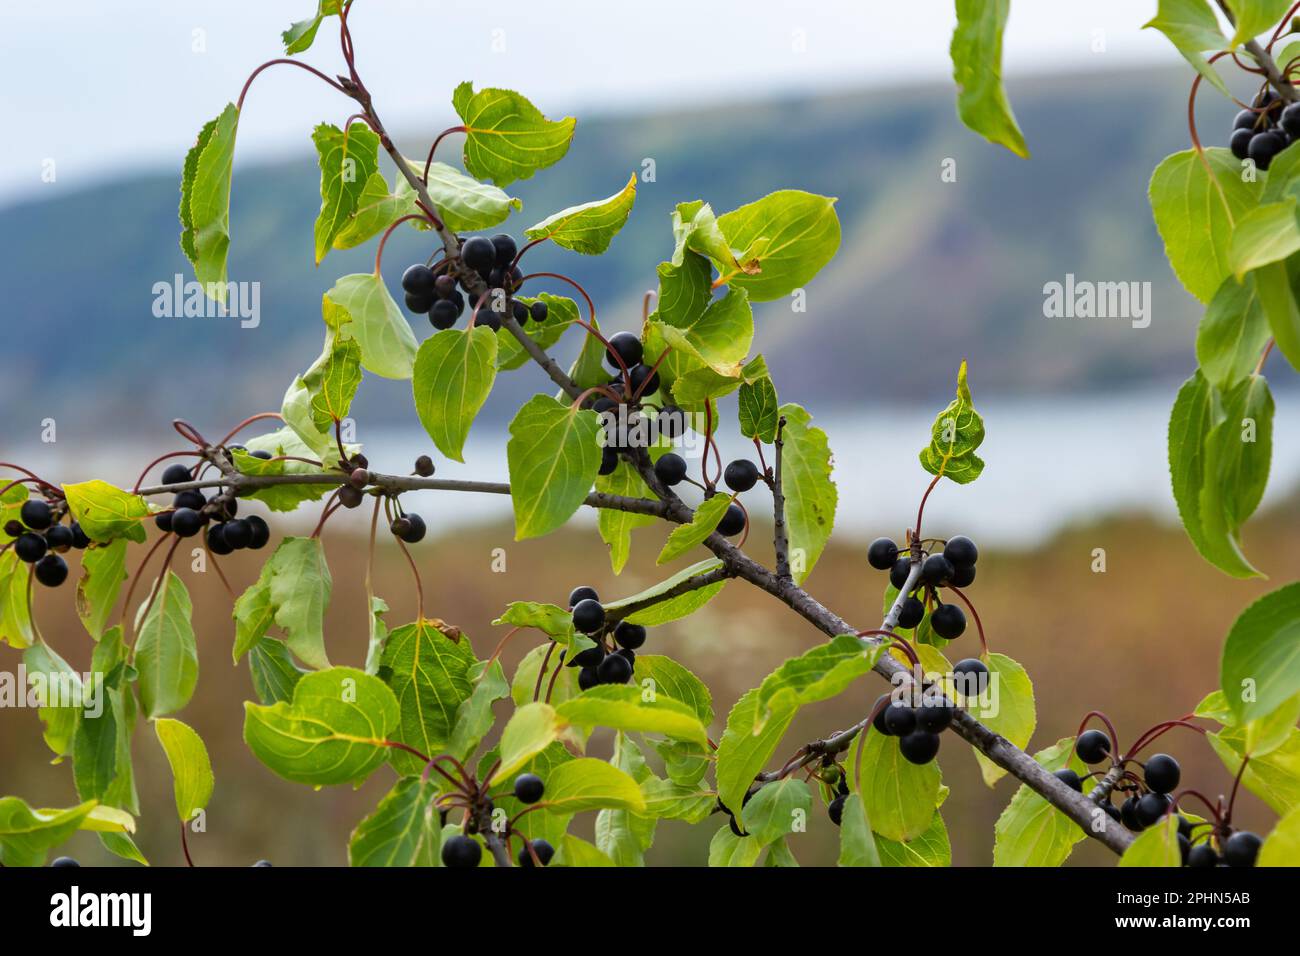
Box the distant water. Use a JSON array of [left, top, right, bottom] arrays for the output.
[[16, 388, 1300, 549]]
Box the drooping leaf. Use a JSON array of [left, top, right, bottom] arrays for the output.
[[838, 792, 883, 867], [506, 395, 602, 540], [1230, 198, 1300, 278], [742, 778, 811, 847], [1253, 255, 1300, 373], [490, 702, 567, 782], [739, 375, 780, 443], [1149, 147, 1262, 303], [540, 758, 646, 814], [1118, 814, 1183, 866], [154, 718, 214, 824], [525, 173, 637, 254], [311, 122, 381, 264], [75, 540, 128, 640], [555, 685, 708, 746], [656, 494, 733, 565], [950, 0, 1030, 156], [1197, 275, 1272, 390], [778, 403, 837, 584], [243, 667, 400, 786], [324, 273, 419, 379], [603, 558, 728, 626], [0, 797, 98, 867], [349, 777, 441, 867], [379, 620, 478, 776], [1221, 582, 1300, 724], [308, 335, 363, 434], [919, 360, 985, 484], [875, 811, 952, 867], [1199, 373, 1273, 572], [0, 551, 34, 649], [419, 160, 523, 232], [134, 571, 198, 719], [23, 640, 81, 756], [852, 727, 942, 843], [451, 82, 576, 186], [630, 655, 713, 724], [258, 536, 332, 670], [715, 190, 841, 301], [1143, 0, 1232, 97], [595, 459, 657, 574], [281, 0, 342, 54], [412, 326, 498, 463], [179, 103, 240, 298]]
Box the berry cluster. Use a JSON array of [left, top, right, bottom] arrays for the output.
[[867, 534, 979, 640], [652, 452, 757, 538], [825, 766, 852, 826], [566, 585, 646, 688], [440, 772, 553, 868], [1228, 90, 1300, 170], [153, 462, 270, 553], [1071, 738, 1262, 867], [401, 233, 548, 331], [869, 687, 955, 765], [6, 497, 90, 588]]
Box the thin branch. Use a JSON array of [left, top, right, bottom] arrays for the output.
[[771, 416, 792, 583]]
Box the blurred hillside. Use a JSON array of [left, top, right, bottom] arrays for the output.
[[0, 67, 1236, 439], [3, 501, 1295, 867]]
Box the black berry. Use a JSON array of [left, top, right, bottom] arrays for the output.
[[1249, 130, 1287, 170], [1136, 792, 1172, 827], [430, 299, 460, 329], [1054, 768, 1083, 792], [460, 236, 495, 274], [570, 642, 605, 668], [405, 291, 433, 314], [15, 532, 47, 563], [397, 513, 426, 544], [161, 463, 193, 485], [577, 666, 599, 691], [942, 535, 978, 567], [529, 300, 548, 323], [155, 512, 174, 533], [3, 519, 22, 538], [1186, 843, 1218, 867], [896, 596, 924, 629], [1223, 831, 1261, 867], [246, 515, 270, 550], [883, 702, 916, 736], [828, 794, 846, 826], [920, 554, 954, 587], [220, 518, 251, 549], [1231, 128, 1255, 160], [597, 650, 633, 684], [1120, 795, 1145, 832], [402, 263, 437, 296], [871, 694, 894, 735], [207, 524, 234, 555], [171, 507, 204, 538], [605, 331, 643, 370], [1076, 729, 1111, 765], [490, 233, 517, 265], [614, 621, 646, 650], [724, 460, 760, 493], [867, 537, 898, 571], [513, 773, 545, 804], [915, 701, 954, 733], [950, 563, 976, 588], [716, 503, 746, 537], [441, 834, 482, 868], [568, 586, 599, 607], [173, 489, 205, 511], [338, 485, 364, 509], [899, 731, 940, 765], [1283, 102, 1300, 137], [20, 500, 52, 531], [654, 453, 688, 487], [951, 658, 989, 697], [35, 554, 68, 588], [69, 523, 90, 549], [657, 405, 686, 438], [414, 455, 435, 477], [628, 363, 660, 397], [50, 857, 80, 868], [930, 603, 966, 640], [518, 838, 554, 867], [572, 598, 605, 634], [1143, 754, 1180, 795], [889, 557, 912, 590]]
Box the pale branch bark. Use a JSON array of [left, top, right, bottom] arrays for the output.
[[1214, 0, 1299, 102], [771, 416, 792, 584], [602, 565, 735, 624], [501, 313, 584, 400], [1090, 763, 1128, 806]]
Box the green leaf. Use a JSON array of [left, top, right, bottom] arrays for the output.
[[838, 792, 883, 867], [179, 103, 240, 298], [919, 360, 985, 484], [968, 653, 1036, 787], [525, 173, 637, 254], [248, 637, 306, 705], [1198, 276, 1271, 390], [452, 82, 576, 186], [875, 811, 952, 867], [993, 737, 1089, 866], [708, 190, 841, 302], [595, 734, 657, 864], [1168, 372, 1261, 577], [739, 375, 779, 443], [412, 326, 498, 463], [1254, 255, 1300, 373], [324, 273, 419, 379], [418, 160, 523, 232], [1150, 148, 1262, 303], [99, 831, 149, 867], [246, 536, 332, 670], [0, 551, 34, 649], [308, 336, 363, 434], [243, 666, 400, 787], [281, 0, 341, 54], [778, 403, 837, 584], [595, 459, 657, 574], [510, 642, 583, 711], [950, 0, 1030, 156], [743, 778, 811, 846], [492, 601, 576, 642], [639, 777, 716, 823], [1209, 725, 1300, 814], [1143, 0, 1232, 97], [553, 834, 617, 867], [1224, 1, 1292, 46], [1221, 582, 1300, 723], [311, 122, 381, 264], [630, 655, 713, 724], [76, 540, 127, 639], [154, 718, 214, 824], [603, 558, 728, 626], [714, 687, 797, 823], [1258, 803, 1300, 865], [651, 285, 753, 378], [491, 702, 566, 782], [332, 171, 418, 250], [134, 571, 198, 719], [1119, 814, 1183, 866], [657, 494, 733, 564], [852, 727, 942, 842], [540, 758, 646, 814], [555, 685, 708, 746], [234, 427, 346, 513], [349, 777, 441, 866], [72, 685, 117, 801], [482, 740, 577, 847], [379, 620, 478, 775], [1198, 373, 1273, 572], [1231, 198, 1300, 278], [447, 659, 509, 762], [506, 395, 602, 540], [63, 480, 153, 544], [497, 293, 579, 371], [23, 640, 80, 756], [0, 798, 97, 867], [708, 824, 766, 867]]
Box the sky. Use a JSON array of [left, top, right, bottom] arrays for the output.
[[0, 1, 1186, 205]]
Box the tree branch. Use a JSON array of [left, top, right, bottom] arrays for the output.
[[1215, 0, 1299, 102], [771, 416, 792, 584]]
